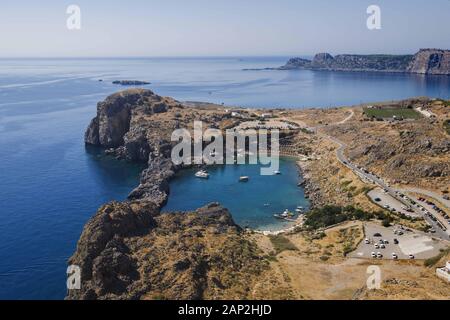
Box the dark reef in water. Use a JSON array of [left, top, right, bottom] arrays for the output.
[[112, 80, 151, 86]]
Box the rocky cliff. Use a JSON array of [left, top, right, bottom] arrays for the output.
[[407, 49, 450, 75], [67, 202, 267, 300], [279, 49, 450, 75], [70, 89, 265, 299]]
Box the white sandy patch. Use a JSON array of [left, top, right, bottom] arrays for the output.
[[398, 235, 434, 255]]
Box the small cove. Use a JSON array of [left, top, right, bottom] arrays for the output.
[[162, 157, 310, 231]]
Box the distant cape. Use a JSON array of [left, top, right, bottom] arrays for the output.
[[248, 49, 450, 75]]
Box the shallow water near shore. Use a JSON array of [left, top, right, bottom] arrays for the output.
[[163, 158, 309, 231], [0, 57, 449, 299]]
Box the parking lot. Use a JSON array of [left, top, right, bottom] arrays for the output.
[[350, 222, 448, 260], [368, 188, 420, 218], [411, 196, 450, 236]]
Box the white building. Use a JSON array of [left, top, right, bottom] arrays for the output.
[[415, 107, 436, 118], [436, 261, 450, 283], [260, 113, 273, 119]]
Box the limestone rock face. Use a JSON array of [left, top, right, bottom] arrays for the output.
[[311, 53, 335, 68], [279, 49, 450, 74], [67, 203, 266, 300], [407, 49, 450, 75], [85, 89, 154, 147], [279, 57, 312, 70], [72, 91, 269, 300], [84, 117, 100, 145], [122, 127, 151, 162]]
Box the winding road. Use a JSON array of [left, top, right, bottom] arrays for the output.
[[314, 110, 450, 240]]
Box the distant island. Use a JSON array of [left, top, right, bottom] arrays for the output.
[[246, 49, 450, 75], [112, 80, 151, 86]]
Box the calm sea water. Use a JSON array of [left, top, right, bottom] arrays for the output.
[[163, 158, 309, 232], [0, 57, 449, 299]]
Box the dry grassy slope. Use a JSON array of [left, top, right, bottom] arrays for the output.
[[68, 202, 273, 300], [322, 102, 449, 193], [251, 222, 449, 300]]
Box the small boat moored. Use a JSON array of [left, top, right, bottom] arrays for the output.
[[274, 209, 296, 221], [195, 170, 210, 179], [239, 176, 249, 182], [273, 170, 281, 175]]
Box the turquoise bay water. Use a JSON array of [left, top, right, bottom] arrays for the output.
[[0, 57, 449, 299], [163, 158, 309, 232]]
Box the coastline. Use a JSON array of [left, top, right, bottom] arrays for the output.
[[68, 88, 450, 300]]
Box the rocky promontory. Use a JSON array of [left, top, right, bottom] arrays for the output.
[[277, 49, 450, 75], [70, 89, 270, 299], [67, 202, 267, 300]]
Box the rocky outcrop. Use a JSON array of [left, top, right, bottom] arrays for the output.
[[71, 90, 260, 299], [407, 49, 450, 75], [311, 53, 335, 69], [112, 80, 151, 86], [278, 49, 450, 75], [279, 57, 312, 70], [85, 90, 155, 148], [67, 202, 267, 300]]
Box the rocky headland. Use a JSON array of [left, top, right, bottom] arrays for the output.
[[270, 49, 450, 75], [70, 89, 272, 299], [67, 201, 268, 300], [69, 89, 450, 300]]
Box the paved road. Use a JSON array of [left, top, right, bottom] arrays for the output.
[[319, 129, 450, 240], [288, 109, 449, 240], [399, 186, 450, 210], [367, 188, 421, 218]]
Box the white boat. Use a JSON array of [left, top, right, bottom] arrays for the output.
[[195, 170, 209, 179], [274, 170, 281, 175], [274, 210, 295, 220], [283, 209, 294, 217], [239, 176, 249, 182]]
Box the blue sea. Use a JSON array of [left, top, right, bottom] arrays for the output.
[[163, 158, 309, 232], [0, 57, 449, 299]]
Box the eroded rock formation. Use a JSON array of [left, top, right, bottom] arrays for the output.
[[67, 202, 267, 300], [279, 49, 450, 75]]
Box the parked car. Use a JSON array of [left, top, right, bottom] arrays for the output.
[[393, 238, 399, 244], [373, 233, 382, 237], [392, 253, 398, 260], [408, 254, 415, 259]]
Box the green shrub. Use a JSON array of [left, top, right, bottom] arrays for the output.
[[382, 218, 391, 227], [269, 235, 298, 254], [304, 205, 374, 229]]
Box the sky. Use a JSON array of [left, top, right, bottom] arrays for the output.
[[0, 0, 449, 57]]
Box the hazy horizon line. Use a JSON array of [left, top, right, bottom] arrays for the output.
[[0, 53, 433, 61]]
